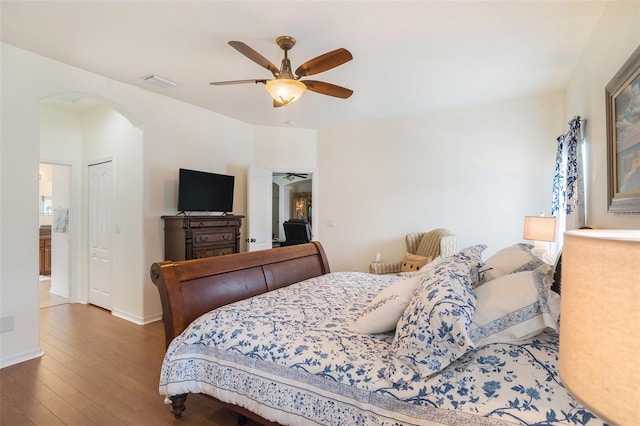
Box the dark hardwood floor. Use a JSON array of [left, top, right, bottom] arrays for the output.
[[0, 303, 259, 425]]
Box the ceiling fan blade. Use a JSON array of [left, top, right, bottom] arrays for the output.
[[228, 41, 280, 77], [209, 79, 267, 86], [302, 80, 353, 99], [295, 48, 353, 77]]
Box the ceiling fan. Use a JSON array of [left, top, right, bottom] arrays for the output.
[[284, 173, 309, 181], [210, 36, 353, 107]]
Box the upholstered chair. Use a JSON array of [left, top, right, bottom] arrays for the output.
[[369, 228, 458, 276]]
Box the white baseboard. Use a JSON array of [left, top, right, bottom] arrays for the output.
[[111, 309, 162, 325], [49, 288, 69, 298], [0, 349, 44, 369]]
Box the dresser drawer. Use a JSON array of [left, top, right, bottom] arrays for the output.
[[187, 218, 238, 229], [192, 231, 234, 246], [192, 247, 234, 258]]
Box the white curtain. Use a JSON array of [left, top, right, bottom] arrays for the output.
[[551, 116, 586, 247]]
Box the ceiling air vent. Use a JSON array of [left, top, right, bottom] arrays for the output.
[[141, 74, 178, 88]]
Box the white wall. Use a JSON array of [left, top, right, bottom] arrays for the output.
[[253, 126, 317, 170], [318, 92, 564, 271], [40, 105, 84, 160], [564, 1, 640, 230], [2, 44, 47, 366]]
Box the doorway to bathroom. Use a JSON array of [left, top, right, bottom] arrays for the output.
[[38, 162, 71, 309]]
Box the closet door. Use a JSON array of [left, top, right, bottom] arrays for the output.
[[88, 161, 113, 310]]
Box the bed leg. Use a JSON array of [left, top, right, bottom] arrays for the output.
[[170, 393, 188, 419], [237, 414, 247, 425]]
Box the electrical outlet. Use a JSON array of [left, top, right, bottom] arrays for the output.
[[0, 316, 14, 333]]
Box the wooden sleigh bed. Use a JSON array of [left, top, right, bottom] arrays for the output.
[[150, 242, 331, 423], [150, 242, 601, 426]]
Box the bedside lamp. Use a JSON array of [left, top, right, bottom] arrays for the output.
[[522, 215, 556, 260], [560, 229, 640, 425]]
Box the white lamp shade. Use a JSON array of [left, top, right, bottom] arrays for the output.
[[522, 216, 556, 242], [559, 229, 640, 425], [265, 79, 306, 105]]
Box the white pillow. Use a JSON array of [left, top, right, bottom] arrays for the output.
[[469, 268, 561, 348], [478, 243, 546, 286], [350, 275, 422, 334]]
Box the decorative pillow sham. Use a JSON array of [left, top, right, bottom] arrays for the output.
[[387, 245, 486, 382], [400, 252, 432, 272], [478, 243, 546, 286], [469, 268, 561, 348], [350, 275, 422, 334]]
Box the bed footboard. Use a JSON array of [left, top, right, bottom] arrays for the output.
[[150, 241, 330, 348]]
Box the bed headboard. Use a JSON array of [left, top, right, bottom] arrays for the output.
[[150, 241, 330, 347]]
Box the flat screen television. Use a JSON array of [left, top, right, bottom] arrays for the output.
[[177, 168, 235, 214]]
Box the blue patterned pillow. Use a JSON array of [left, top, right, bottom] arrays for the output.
[[387, 245, 486, 382]]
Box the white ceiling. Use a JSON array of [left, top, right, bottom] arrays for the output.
[[1, 1, 609, 129]]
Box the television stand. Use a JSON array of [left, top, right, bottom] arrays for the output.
[[161, 215, 244, 261]]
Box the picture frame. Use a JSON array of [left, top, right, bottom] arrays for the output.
[[606, 45, 640, 214]]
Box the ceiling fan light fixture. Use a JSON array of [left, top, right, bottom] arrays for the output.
[[265, 78, 306, 106]]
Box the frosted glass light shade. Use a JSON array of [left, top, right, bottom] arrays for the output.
[[522, 216, 556, 242], [265, 79, 306, 105], [559, 229, 640, 426]]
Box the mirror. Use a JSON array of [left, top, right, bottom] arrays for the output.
[[41, 196, 53, 216]]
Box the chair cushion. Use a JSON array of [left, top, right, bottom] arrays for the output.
[[400, 252, 432, 272]]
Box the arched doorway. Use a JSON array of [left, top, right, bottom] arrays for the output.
[[39, 92, 142, 313]]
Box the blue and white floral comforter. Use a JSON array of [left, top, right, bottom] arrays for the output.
[[160, 272, 605, 426]]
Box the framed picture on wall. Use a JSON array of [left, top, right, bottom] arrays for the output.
[[606, 45, 640, 213]]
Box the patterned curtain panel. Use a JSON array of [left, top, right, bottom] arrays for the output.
[[551, 117, 586, 243]]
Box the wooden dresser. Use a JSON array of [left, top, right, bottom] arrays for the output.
[[162, 215, 244, 261]]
